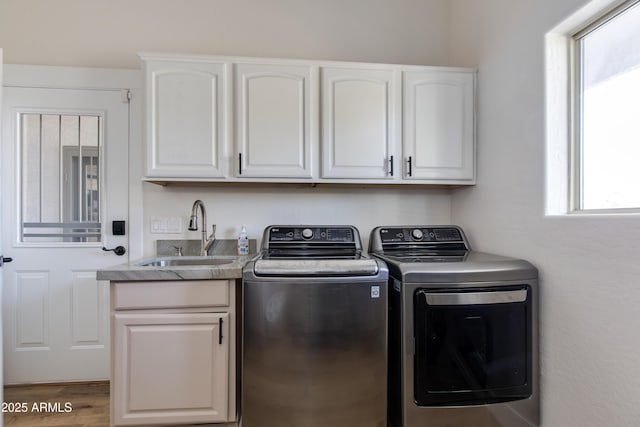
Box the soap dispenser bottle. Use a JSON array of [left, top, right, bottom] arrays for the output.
[[237, 225, 249, 255]]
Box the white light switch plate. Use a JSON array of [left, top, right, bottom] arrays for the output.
[[150, 216, 183, 234]]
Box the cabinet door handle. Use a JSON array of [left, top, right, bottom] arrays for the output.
[[388, 155, 394, 177], [407, 156, 413, 177], [238, 153, 243, 175], [219, 317, 224, 345]]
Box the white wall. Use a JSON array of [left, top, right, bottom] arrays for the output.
[[449, 0, 640, 426], [0, 0, 450, 69], [10, 1, 636, 425], [0, 0, 457, 251], [0, 0, 456, 253], [143, 184, 452, 256]]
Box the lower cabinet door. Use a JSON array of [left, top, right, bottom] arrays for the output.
[[112, 312, 229, 426]]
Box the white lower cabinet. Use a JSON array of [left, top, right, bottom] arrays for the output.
[[110, 280, 236, 426]]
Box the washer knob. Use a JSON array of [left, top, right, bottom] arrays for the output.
[[301, 228, 314, 239], [411, 229, 424, 240]]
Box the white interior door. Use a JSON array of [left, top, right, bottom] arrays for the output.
[[1, 83, 129, 383], [1, 46, 5, 427]]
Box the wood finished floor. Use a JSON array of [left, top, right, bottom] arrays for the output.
[[3, 382, 109, 427]]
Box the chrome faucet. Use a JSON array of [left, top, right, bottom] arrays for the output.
[[188, 199, 216, 256]]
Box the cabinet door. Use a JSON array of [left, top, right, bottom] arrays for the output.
[[112, 312, 229, 426], [321, 67, 397, 179], [145, 59, 227, 178], [403, 70, 475, 181], [236, 63, 313, 178]]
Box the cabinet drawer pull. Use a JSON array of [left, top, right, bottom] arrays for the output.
[[238, 153, 243, 175], [389, 155, 394, 176], [407, 156, 413, 177], [219, 317, 224, 344]]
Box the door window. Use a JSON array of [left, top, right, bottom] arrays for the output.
[[19, 113, 102, 243]]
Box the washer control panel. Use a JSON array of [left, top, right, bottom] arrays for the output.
[[268, 226, 356, 243]]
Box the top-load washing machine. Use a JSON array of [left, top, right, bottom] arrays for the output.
[[243, 225, 388, 427], [369, 225, 539, 427]]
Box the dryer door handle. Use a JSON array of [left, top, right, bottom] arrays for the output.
[[423, 289, 528, 305]]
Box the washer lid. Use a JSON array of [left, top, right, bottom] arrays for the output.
[[253, 258, 380, 277]]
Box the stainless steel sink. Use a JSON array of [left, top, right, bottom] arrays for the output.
[[137, 257, 234, 267]]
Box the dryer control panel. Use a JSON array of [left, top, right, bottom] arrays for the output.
[[379, 227, 463, 243], [369, 225, 470, 253]]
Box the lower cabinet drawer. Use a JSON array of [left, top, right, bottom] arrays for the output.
[[112, 280, 230, 310], [111, 312, 230, 426]]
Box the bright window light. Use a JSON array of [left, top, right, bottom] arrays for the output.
[[574, 0, 640, 211]]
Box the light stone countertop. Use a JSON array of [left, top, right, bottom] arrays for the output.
[[97, 239, 257, 282], [96, 255, 254, 281]]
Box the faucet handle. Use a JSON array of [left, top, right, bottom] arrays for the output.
[[210, 224, 216, 237], [171, 245, 183, 256]]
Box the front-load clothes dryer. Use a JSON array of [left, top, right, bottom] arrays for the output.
[[369, 225, 539, 427]]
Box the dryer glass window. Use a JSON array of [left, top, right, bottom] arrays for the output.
[[414, 285, 532, 406]]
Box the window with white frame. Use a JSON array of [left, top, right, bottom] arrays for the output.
[[572, 0, 640, 211]]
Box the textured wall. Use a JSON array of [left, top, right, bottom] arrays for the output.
[[449, 0, 640, 425]]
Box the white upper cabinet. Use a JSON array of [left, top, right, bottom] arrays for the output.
[[140, 53, 476, 186], [235, 63, 313, 178], [321, 67, 398, 179], [402, 70, 475, 182], [143, 56, 228, 178]]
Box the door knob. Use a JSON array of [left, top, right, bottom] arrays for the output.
[[102, 246, 126, 256], [0, 256, 13, 267]]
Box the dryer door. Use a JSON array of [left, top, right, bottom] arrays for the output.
[[413, 285, 532, 406]]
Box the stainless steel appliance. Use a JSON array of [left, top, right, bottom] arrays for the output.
[[369, 225, 539, 427], [242, 225, 389, 427]]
